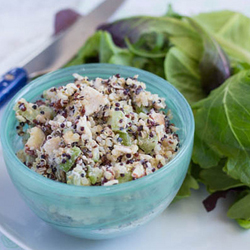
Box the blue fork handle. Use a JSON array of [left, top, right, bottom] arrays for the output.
[[0, 68, 28, 107]]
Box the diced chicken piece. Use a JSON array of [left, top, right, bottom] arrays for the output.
[[104, 169, 115, 180], [73, 73, 84, 81], [132, 163, 145, 178], [57, 90, 68, 101], [49, 115, 66, 130], [104, 180, 119, 186], [56, 115, 66, 123], [156, 125, 166, 141], [77, 116, 90, 134], [138, 153, 153, 161], [36, 114, 46, 123], [112, 145, 138, 156], [43, 136, 61, 155], [153, 97, 166, 109], [81, 86, 109, 115], [25, 127, 45, 150], [77, 115, 92, 140], [113, 163, 127, 177], [16, 115, 26, 122], [151, 112, 165, 125], [65, 83, 78, 96], [114, 145, 132, 154], [93, 77, 103, 90], [63, 130, 80, 144]]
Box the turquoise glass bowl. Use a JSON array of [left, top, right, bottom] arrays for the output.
[[0, 64, 194, 240]]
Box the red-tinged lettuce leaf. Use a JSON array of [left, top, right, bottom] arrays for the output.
[[203, 190, 228, 212], [193, 11, 250, 65], [187, 18, 231, 94], [203, 187, 244, 212], [98, 16, 160, 47], [98, 16, 200, 48], [163, 17, 231, 104], [54, 9, 80, 35]]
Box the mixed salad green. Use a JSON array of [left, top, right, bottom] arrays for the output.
[[65, 6, 250, 228]]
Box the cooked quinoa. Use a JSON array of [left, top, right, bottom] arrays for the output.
[[14, 74, 179, 186]]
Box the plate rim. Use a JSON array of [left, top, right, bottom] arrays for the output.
[[0, 225, 32, 250]]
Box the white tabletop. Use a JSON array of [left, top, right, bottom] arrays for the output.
[[1, 0, 250, 249]]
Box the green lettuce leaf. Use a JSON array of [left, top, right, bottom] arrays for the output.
[[192, 134, 221, 169], [200, 159, 244, 192], [176, 173, 199, 199], [169, 35, 203, 61], [108, 51, 135, 65], [66, 31, 128, 66], [98, 16, 202, 57], [67, 29, 166, 77], [125, 33, 169, 58], [99, 31, 124, 62], [192, 70, 250, 186], [236, 219, 250, 229], [164, 47, 205, 104], [66, 31, 101, 66], [164, 4, 183, 19], [175, 162, 199, 200], [228, 191, 250, 222]]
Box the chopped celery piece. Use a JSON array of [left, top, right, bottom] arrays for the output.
[[16, 149, 35, 165], [118, 131, 132, 146], [109, 110, 132, 145], [89, 175, 97, 185], [21, 131, 30, 145], [109, 110, 125, 131], [14, 99, 39, 122], [88, 167, 103, 184], [59, 147, 81, 172], [135, 106, 150, 114], [138, 135, 158, 154], [118, 173, 133, 183], [37, 105, 55, 119], [14, 98, 54, 123], [93, 147, 100, 162], [66, 165, 90, 186]]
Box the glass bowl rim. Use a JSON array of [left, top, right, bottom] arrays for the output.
[[0, 63, 194, 196]]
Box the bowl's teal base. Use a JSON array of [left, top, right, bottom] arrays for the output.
[[50, 222, 138, 240], [48, 201, 168, 240]]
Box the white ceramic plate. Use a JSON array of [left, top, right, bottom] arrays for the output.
[[1, 107, 250, 250], [2, 0, 250, 249]]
